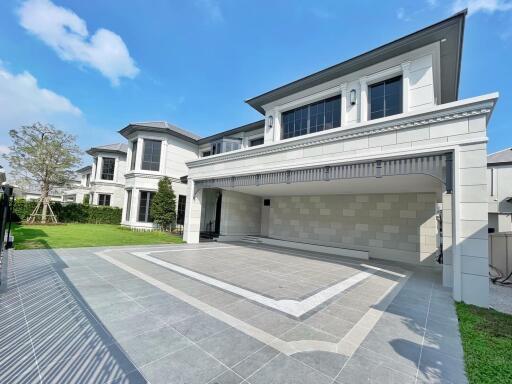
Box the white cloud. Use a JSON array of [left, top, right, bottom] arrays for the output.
[[195, 0, 223, 22], [18, 0, 139, 85], [452, 0, 512, 15], [0, 64, 82, 145]]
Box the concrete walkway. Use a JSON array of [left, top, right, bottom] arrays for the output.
[[0, 244, 467, 383]]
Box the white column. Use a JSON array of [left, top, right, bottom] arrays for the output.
[[114, 157, 119, 182], [401, 61, 411, 113], [131, 188, 139, 224], [340, 82, 348, 126], [183, 179, 203, 243], [136, 137, 143, 171], [452, 147, 462, 301], [91, 159, 97, 182], [160, 139, 167, 174], [273, 110, 281, 142], [442, 192, 454, 288], [264, 112, 274, 144], [97, 157, 103, 180], [359, 77, 368, 123]]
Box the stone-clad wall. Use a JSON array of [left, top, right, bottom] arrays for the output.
[[220, 191, 262, 236], [268, 193, 438, 264]]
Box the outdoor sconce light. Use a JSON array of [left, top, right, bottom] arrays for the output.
[[268, 115, 273, 129], [349, 89, 357, 105]]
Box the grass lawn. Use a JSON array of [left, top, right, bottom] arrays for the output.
[[456, 302, 512, 384], [12, 223, 184, 249]]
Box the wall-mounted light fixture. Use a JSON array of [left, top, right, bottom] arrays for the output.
[[349, 89, 357, 105], [268, 115, 273, 129]]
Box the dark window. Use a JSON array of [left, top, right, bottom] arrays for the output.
[[249, 137, 264, 147], [142, 140, 162, 171], [282, 95, 341, 139], [177, 195, 186, 225], [101, 157, 115, 180], [263, 199, 271, 206], [125, 190, 132, 221], [202, 151, 211, 157], [369, 76, 402, 120], [85, 173, 90, 187], [138, 191, 155, 222], [98, 194, 111, 206], [130, 140, 138, 170], [212, 142, 221, 155]]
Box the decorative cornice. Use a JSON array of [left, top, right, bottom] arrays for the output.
[[187, 99, 495, 169], [124, 172, 183, 183]]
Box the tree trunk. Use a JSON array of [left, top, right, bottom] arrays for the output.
[[41, 184, 49, 224]]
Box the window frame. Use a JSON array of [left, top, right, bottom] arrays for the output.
[[368, 75, 403, 121], [100, 157, 116, 181], [249, 137, 264, 147], [138, 190, 155, 222], [281, 94, 342, 140], [177, 195, 186, 225], [125, 190, 132, 221], [130, 140, 138, 171], [98, 194, 111, 206], [141, 139, 162, 172]]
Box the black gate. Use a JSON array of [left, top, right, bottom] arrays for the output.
[[0, 185, 14, 292]]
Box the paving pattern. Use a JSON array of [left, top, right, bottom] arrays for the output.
[[0, 243, 467, 383]]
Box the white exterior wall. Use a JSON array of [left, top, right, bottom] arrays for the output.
[[121, 131, 198, 229], [487, 163, 512, 232], [220, 191, 262, 236], [89, 151, 127, 208]]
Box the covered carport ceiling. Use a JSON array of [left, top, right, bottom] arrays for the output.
[[230, 174, 443, 197]]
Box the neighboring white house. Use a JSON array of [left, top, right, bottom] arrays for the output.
[[488, 148, 512, 233], [62, 165, 92, 204], [180, 10, 496, 307], [86, 143, 128, 208]]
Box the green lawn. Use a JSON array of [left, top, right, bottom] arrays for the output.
[[12, 223, 184, 249], [456, 302, 512, 384]]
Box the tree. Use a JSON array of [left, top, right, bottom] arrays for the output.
[[151, 177, 176, 231], [4, 123, 81, 223]]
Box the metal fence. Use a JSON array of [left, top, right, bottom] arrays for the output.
[[0, 185, 14, 292]]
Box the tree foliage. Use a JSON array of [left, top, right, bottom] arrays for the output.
[[151, 177, 176, 231], [4, 123, 81, 222]]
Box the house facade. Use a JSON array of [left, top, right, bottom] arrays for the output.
[[488, 148, 512, 233], [86, 144, 128, 208], [62, 165, 92, 204], [181, 11, 497, 307]]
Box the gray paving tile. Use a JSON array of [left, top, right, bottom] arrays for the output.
[[417, 346, 468, 384], [232, 346, 279, 379], [103, 311, 167, 341], [322, 303, 366, 324], [92, 300, 146, 323], [141, 344, 225, 384], [292, 351, 348, 379], [0, 340, 42, 384], [303, 312, 354, 338], [116, 325, 192, 366], [281, 324, 338, 343], [222, 300, 267, 320], [246, 311, 298, 337], [423, 330, 464, 359], [336, 347, 416, 384], [247, 353, 332, 384], [198, 326, 266, 367], [208, 369, 244, 384], [172, 312, 229, 342]]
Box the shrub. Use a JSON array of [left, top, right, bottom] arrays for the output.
[[12, 198, 121, 224]]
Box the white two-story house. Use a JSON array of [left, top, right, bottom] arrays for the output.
[[87, 143, 128, 208], [62, 165, 92, 204], [181, 11, 497, 307]]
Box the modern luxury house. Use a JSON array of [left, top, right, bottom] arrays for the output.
[[488, 148, 512, 233], [62, 165, 92, 204], [73, 11, 497, 307]]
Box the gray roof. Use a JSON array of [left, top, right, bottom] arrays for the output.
[[86, 143, 128, 156], [119, 121, 201, 143], [76, 165, 92, 174], [488, 148, 512, 165], [246, 10, 467, 114], [197, 120, 265, 144]]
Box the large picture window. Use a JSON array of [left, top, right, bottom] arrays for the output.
[[142, 140, 162, 171], [177, 195, 186, 225], [282, 95, 341, 139], [138, 191, 155, 222], [101, 157, 115, 180], [369, 76, 402, 120]]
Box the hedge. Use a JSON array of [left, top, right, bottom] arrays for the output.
[[12, 198, 122, 224]]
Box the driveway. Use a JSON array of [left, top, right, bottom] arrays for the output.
[[0, 243, 466, 383]]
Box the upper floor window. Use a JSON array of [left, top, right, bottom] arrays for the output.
[[209, 139, 241, 155], [202, 150, 211, 157], [85, 173, 90, 187], [249, 137, 264, 147], [130, 140, 138, 170], [282, 95, 341, 139], [142, 139, 162, 171], [369, 76, 402, 120], [101, 158, 115, 180]]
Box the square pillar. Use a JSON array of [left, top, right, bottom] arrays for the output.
[[183, 180, 203, 244], [442, 192, 453, 288], [452, 140, 489, 307]]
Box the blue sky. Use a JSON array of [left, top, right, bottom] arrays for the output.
[[0, 0, 511, 168]]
